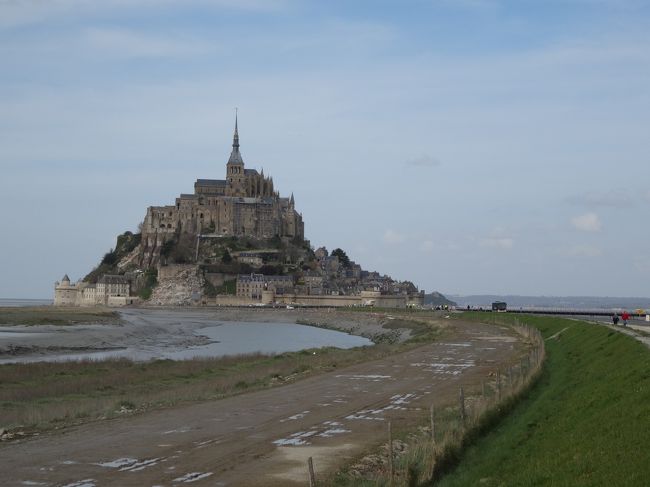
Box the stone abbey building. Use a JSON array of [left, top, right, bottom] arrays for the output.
[[140, 117, 304, 265]]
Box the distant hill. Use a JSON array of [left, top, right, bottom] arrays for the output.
[[423, 292, 457, 307], [447, 294, 650, 310]]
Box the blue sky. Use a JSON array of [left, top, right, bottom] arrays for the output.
[[1, 0, 649, 299]]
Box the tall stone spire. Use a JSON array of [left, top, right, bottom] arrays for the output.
[[228, 108, 244, 165], [233, 109, 239, 149]]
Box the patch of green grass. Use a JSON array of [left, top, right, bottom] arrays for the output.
[[436, 314, 650, 487], [0, 307, 120, 326]]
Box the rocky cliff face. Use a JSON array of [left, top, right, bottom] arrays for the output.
[[148, 265, 205, 306]]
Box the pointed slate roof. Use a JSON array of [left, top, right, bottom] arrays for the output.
[[228, 110, 244, 165]]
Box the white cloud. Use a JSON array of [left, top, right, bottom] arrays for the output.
[[84, 27, 213, 58], [0, 0, 287, 28], [565, 245, 603, 258], [565, 190, 633, 208], [633, 257, 650, 273], [383, 229, 407, 245], [420, 240, 434, 252], [404, 154, 441, 168], [479, 237, 514, 249], [571, 212, 602, 232]]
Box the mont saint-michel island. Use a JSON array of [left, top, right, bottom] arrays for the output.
[[54, 117, 426, 310], [3, 2, 650, 486]]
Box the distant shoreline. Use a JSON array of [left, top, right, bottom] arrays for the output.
[[448, 294, 650, 310]]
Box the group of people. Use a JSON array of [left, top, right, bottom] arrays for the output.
[[612, 311, 630, 327]]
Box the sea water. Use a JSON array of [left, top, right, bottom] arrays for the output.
[[0, 321, 372, 364]]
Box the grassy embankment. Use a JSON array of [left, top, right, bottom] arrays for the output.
[[336, 313, 650, 486], [332, 313, 650, 486], [0, 312, 445, 435], [432, 313, 650, 486], [0, 307, 120, 326]]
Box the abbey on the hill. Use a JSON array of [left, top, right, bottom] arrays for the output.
[[140, 116, 304, 265]]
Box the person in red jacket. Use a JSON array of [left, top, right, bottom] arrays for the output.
[[621, 311, 630, 327]]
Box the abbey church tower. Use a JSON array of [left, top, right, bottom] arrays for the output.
[[225, 113, 247, 197]]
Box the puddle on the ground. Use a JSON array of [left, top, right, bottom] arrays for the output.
[[335, 374, 392, 381], [172, 472, 213, 483], [273, 420, 352, 446], [410, 357, 476, 375], [162, 427, 192, 435], [346, 392, 420, 421], [280, 410, 310, 422], [61, 480, 96, 487], [95, 457, 162, 472]]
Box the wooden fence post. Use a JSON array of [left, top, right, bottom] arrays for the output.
[[307, 456, 316, 487], [388, 421, 394, 485], [430, 405, 435, 444], [459, 386, 466, 425], [497, 369, 501, 401]]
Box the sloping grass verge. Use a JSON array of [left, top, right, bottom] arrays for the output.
[[435, 313, 650, 486]]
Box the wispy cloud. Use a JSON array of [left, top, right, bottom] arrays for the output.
[[404, 154, 441, 168], [420, 240, 434, 252], [0, 0, 288, 29], [565, 190, 633, 208], [571, 212, 602, 232], [84, 27, 214, 58], [383, 229, 407, 245], [633, 257, 650, 273], [479, 237, 514, 249], [565, 244, 603, 258]]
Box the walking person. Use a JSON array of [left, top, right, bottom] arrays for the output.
[[612, 313, 619, 326], [621, 311, 630, 327]]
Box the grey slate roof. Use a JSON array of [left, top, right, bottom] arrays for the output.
[[244, 169, 259, 175], [98, 275, 129, 284], [196, 179, 227, 186], [228, 148, 244, 165]]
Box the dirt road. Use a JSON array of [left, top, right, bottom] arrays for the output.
[[0, 319, 521, 486]]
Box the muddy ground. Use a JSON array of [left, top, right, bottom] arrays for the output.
[[0, 310, 523, 486]]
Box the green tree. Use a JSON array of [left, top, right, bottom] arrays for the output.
[[101, 249, 117, 266], [332, 248, 351, 268]]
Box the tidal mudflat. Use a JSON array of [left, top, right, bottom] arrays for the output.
[[0, 308, 387, 364]]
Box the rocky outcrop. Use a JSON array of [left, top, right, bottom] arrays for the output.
[[149, 265, 204, 306]]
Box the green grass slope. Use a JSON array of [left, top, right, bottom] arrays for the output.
[[437, 315, 650, 486]]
